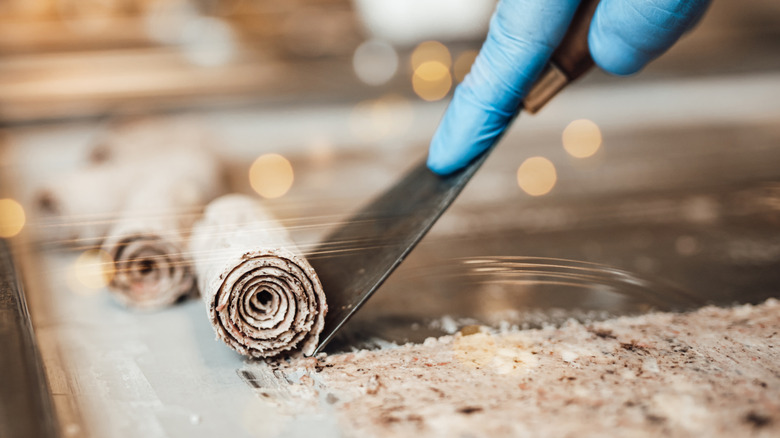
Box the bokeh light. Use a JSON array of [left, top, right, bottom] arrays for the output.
[[412, 61, 452, 101], [410, 41, 452, 102], [0, 198, 26, 238], [353, 39, 399, 86], [249, 154, 294, 199], [517, 157, 557, 196], [562, 119, 602, 158], [411, 41, 452, 70], [67, 249, 115, 294], [453, 50, 479, 83]]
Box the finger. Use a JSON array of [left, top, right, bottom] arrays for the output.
[[589, 0, 711, 76], [428, 0, 582, 175]]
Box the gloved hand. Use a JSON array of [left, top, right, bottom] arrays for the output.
[[427, 0, 711, 175]]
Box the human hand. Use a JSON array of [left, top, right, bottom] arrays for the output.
[[427, 0, 711, 175]]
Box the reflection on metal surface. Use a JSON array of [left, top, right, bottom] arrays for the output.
[[249, 154, 294, 199], [516, 156, 557, 196], [332, 250, 705, 350], [461, 257, 697, 308], [562, 118, 602, 158], [0, 198, 26, 238]]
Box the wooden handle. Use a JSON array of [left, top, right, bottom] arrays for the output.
[[523, 0, 600, 113], [552, 0, 600, 81]]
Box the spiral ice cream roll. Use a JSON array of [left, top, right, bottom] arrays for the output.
[[103, 150, 225, 309], [105, 231, 195, 309], [190, 194, 327, 358]]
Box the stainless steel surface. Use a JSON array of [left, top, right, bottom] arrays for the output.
[[4, 90, 780, 435], [0, 239, 59, 438], [309, 149, 493, 354]]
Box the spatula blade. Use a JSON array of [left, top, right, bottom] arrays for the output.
[[308, 149, 492, 354]]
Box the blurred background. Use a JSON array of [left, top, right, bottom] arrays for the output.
[[0, 0, 776, 122], [1, 1, 780, 436]]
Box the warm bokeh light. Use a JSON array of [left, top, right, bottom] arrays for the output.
[[414, 60, 449, 81], [562, 119, 602, 158], [412, 61, 452, 101], [410, 40, 452, 70], [517, 157, 557, 196], [0, 198, 26, 238], [410, 41, 453, 101], [353, 39, 399, 86], [68, 249, 115, 294], [249, 154, 294, 199], [453, 50, 479, 83]]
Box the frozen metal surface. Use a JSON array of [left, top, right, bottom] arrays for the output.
[[2, 70, 780, 436], [310, 150, 492, 353], [0, 239, 59, 438]]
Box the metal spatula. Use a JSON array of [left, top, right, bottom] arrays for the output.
[[309, 0, 601, 354]]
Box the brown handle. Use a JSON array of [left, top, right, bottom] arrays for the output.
[[523, 0, 601, 113], [552, 0, 600, 81]]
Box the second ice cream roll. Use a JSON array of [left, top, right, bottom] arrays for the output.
[[103, 147, 225, 309]]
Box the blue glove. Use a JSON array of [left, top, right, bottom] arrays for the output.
[[427, 0, 711, 175]]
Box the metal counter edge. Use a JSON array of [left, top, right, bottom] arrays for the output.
[[0, 238, 60, 438]]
